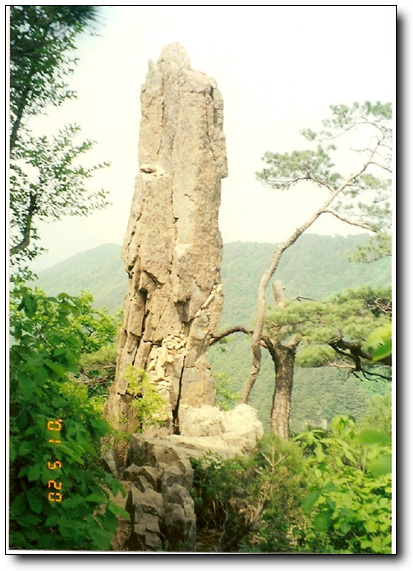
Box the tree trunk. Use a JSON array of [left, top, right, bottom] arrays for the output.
[[241, 151, 378, 404], [270, 344, 296, 440]]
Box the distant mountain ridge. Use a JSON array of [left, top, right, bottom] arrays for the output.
[[36, 243, 127, 314], [35, 234, 392, 431], [36, 234, 391, 318]]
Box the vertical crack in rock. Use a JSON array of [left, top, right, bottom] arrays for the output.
[[172, 355, 186, 435], [105, 43, 227, 434]]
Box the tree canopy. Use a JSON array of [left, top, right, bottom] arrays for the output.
[[9, 5, 109, 267], [8, 7, 127, 551], [265, 285, 392, 379], [243, 101, 392, 405]]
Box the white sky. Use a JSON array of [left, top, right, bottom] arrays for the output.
[[19, 4, 396, 271]]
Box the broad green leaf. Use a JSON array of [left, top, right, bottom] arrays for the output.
[[365, 519, 378, 533], [10, 493, 27, 517], [324, 482, 339, 493], [301, 490, 320, 511], [45, 360, 67, 378], [108, 501, 130, 519], [45, 513, 60, 527], [18, 439, 36, 456], [314, 510, 331, 532], [339, 520, 352, 534], [27, 463, 41, 482], [355, 429, 391, 446], [20, 293, 37, 317], [367, 324, 392, 348], [87, 492, 106, 504], [367, 454, 392, 477], [373, 339, 392, 361], [17, 376, 36, 400], [58, 496, 84, 509], [27, 489, 43, 514], [56, 443, 85, 465], [88, 526, 112, 551]]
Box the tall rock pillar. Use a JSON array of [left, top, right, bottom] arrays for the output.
[[106, 44, 227, 434]]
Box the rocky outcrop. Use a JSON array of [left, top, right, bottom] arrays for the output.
[[108, 405, 263, 552], [105, 43, 227, 434], [120, 434, 197, 552]]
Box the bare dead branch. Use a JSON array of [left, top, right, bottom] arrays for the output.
[[209, 325, 253, 345]]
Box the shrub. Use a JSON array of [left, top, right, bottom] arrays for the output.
[[191, 436, 309, 553], [214, 372, 240, 411], [123, 365, 167, 429], [77, 344, 117, 413], [296, 416, 392, 554], [9, 285, 128, 550]]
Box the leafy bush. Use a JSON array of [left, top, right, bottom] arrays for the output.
[[78, 344, 117, 413], [191, 453, 257, 552], [9, 285, 128, 551], [123, 365, 167, 429], [191, 436, 309, 552], [241, 436, 310, 553], [359, 393, 392, 435], [191, 417, 392, 554], [296, 416, 392, 554], [214, 372, 240, 411]]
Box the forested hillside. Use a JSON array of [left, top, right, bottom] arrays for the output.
[[37, 234, 390, 318], [36, 243, 127, 314], [36, 234, 391, 431], [220, 234, 391, 327], [211, 235, 391, 431]]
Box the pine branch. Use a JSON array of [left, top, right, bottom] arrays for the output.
[[323, 209, 374, 231]]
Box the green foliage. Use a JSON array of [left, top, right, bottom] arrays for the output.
[[8, 8, 125, 549], [257, 145, 341, 191], [359, 393, 392, 435], [295, 345, 336, 367], [9, 5, 109, 265], [191, 437, 309, 552], [241, 436, 310, 552], [191, 453, 255, 551], [10, 6, 100, 126], [350, 233, 392, 263], [78, 344, 117, 413], [122, 365, 167, 429], [33, 237, 391, 431], [265, 285, 391, 381], [192, 413, 392, 554], [9, 285, 128, 550], [266, 286, 391, 348], [11, 286, 118, 355], [215, 373, 240, 410], [367, 323, 392, 362], [210, 335, 391, 435], [257, 102, 392, 265], [296, 416, 392, 553]]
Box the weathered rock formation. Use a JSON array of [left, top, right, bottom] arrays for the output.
[[108, 404, 264, 552], [105, 43, 227, 433]]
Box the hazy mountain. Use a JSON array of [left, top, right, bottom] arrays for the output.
[[219, 234, 391, 327], [35, 234, 391, 431], [36, 243, 127, 314], [36, 234, 391, 319]]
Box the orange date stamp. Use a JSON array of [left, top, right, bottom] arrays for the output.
[[47, 419, 63, 503]]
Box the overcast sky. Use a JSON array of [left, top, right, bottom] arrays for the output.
[[27, 5, 396, 271]]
